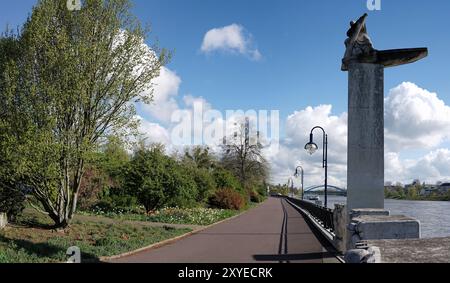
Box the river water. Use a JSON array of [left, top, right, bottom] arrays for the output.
[[319, 196, 450, 239]]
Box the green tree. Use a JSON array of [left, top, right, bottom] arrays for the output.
[[124, 145, 197, 212], [77, 166, 112, 211], [0, 0, 168, 228], [182, 146, 216, 170], [212, 167, 242, 193], [221, 118, 269, 194], [99, 136, 130, 179], [181, 146, 217, 203], [407, 186, 419, 200], [0, 182, 26, 221], [0, 32, 27, 222], [189, 167, 216, 203]]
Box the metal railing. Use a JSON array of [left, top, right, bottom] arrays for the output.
[[287, 197, 335, 232]]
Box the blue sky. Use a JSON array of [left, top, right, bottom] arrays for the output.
[[130, 0, 445, 116], [2, 0, 450, 186], [2, 0, 445, 116]]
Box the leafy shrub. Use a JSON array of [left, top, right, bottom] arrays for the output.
[[190, 167, 216, 203], [0, 183, 26, 221], [78, 166, 112, 211], [208, 188, 245, 210], [256, 184, 268, 198], [250, 190, 263, 203], [212, 167, 243, 192], [123, 145, 198, 212]]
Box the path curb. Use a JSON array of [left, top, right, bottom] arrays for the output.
[[100, 202, 265, 262]]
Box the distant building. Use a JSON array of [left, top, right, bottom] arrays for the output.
[[438, 183, 450, 194], [420, 185, 438, 196]]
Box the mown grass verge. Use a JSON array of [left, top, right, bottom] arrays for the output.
[[0, 209, 191, 263]]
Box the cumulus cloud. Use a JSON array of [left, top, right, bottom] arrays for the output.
[[269, 105, 348, 188], [136, 116, 171, 146], [136, 73, 450, 187], [139, 67, 181, 123], [385, 149, 450, 184], [270, 82, 450, 187], [385, 82, 450, 151], [201, 24, 261, 61]]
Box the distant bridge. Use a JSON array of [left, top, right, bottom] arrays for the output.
[[304, 185, 347, 195]]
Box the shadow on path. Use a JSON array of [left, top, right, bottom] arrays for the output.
[[254, 252, 336, 262], [253, 197, 340, 263]]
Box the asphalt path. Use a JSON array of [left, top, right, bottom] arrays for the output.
[[111, 197, 339, 263]]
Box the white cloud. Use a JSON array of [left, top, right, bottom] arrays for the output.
[[385, 82, 450, 151], [385, 149, 450, 184], [270, 82, 450, 187], [269, 105, 348, 188], [139, 67, 181, 123], [137, 116, 171, 146], [136, 72, 450, 187], [201, 24, 261, 61]]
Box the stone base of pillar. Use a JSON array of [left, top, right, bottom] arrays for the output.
[[347, 209, 420, 250]]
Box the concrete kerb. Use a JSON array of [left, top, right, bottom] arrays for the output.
[[99, 202, 265, 262]]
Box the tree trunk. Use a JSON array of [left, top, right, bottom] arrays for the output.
[[0, 213, 8, 229]]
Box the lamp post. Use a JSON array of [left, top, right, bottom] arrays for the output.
[[294, 166, 304, 200], [287, 177, 294, 198], [305, 126, 328, 208]]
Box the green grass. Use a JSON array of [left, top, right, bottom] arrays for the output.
[[82, 201, 262, 226], [0, 209, 191, 263], [83, 207, 242, 226]]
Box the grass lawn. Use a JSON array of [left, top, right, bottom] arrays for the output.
[[0, 209, 191, 263], [82, 203, 261, 226]]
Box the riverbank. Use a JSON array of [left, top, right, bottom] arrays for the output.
[[326, 196, 450, 238], [385, 195, 450, 202]]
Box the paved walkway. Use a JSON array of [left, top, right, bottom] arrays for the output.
[[111, 197, 339, 263]]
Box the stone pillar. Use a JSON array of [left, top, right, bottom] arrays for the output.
[[347, 62, 385, 211]]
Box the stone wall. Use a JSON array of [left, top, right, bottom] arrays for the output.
[[332, 204, 348, 253]]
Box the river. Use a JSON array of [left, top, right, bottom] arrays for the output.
[[318, 196, 450, 239]]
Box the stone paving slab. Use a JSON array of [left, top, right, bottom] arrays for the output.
[[367, 237, 450, 263]]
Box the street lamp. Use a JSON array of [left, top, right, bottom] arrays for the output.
[[294, 166, 305, 200], [287, 177, 294, 198], [304, 126, 328, 208]]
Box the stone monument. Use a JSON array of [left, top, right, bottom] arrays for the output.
[[342, 13, 428, 211]]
